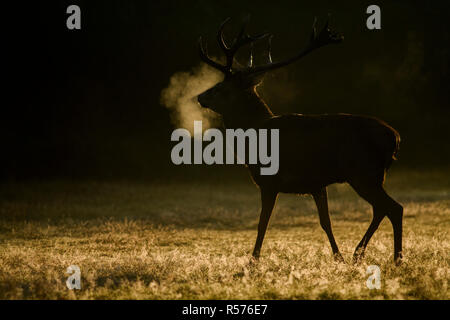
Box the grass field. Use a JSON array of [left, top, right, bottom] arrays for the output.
[[0, 168, 449, 299]]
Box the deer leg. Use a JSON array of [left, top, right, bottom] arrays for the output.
[[353, 207, 385, 263], [252, 188, 278, 259], [312, 188, 344, 262], [386, 199, 403, 265], [351, 179, 403, 264]]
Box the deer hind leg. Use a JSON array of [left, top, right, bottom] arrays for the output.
[[252, 188, 278, 259], [312, 188, 344, 262], [350, 177, 403, 265]]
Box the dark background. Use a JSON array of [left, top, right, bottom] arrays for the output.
[[4, 0, 450, 180]]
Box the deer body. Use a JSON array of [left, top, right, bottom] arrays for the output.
[[197, 17, 403, 264], [251, 113, 399, 191]]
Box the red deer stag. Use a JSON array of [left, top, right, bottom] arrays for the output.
[[197, 17, 403, 264]]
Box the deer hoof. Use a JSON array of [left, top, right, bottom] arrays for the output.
[[394, 252, 403, 266], [352, 253, 365, 265], [249, 255, 259, 266], [333, 253, 345, 263]]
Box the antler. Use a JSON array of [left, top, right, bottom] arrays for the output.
[[198, 16, 271, 76], [198, 38, 229, 74], [246, 16, 343, 75]]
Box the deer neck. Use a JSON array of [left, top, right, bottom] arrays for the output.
[[221, 87, 275, 130]]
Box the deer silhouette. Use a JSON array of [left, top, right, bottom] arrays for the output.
[[197, 16, 403, 264]]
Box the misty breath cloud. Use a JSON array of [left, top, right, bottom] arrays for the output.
[[160, 64, 224, 134]]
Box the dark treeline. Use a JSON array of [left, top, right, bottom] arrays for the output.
[[4, 0, 449, 180]]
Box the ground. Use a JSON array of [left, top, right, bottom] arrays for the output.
[[0, 168, 449, 299]]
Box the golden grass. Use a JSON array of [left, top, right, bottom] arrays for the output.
[[0, 168, 449, 299]]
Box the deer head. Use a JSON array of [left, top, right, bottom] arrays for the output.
[[197, 16, 343, 122]]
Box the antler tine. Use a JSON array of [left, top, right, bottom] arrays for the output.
[[232, 16, 270, 51], [216, 17, 247, 71], [267, 35, 273, 64], [310, 17, 318, 44], [198, 37, 228, 73], [313, 15, 343, 49], [217, 17, 231, 52], [235, 14, 251, 46], [247, 42, 254, 68], [228, 31, 271, 67]]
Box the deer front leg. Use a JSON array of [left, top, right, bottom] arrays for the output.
[[312, 188, 344, 262], [353, 207, 385, 263], [252, 188, 278, 259]]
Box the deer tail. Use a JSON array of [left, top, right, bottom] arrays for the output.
[[384, 127, 400, 170]]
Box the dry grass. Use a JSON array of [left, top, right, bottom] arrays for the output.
[[0, 168, 449, 299]]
